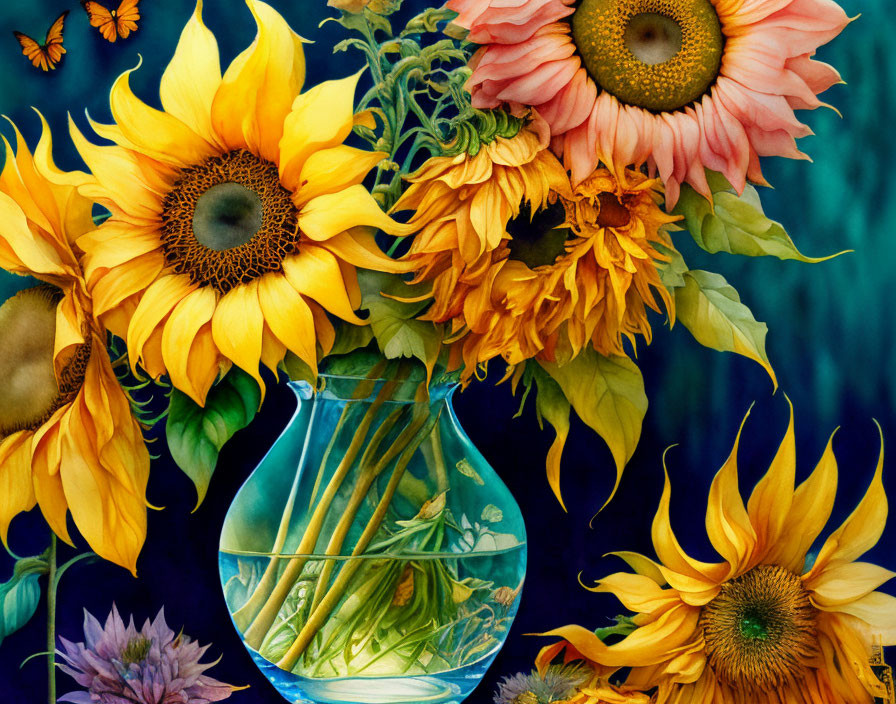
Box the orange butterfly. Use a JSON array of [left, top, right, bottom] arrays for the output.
[[81, 0, 141, 43], [13, 11, 68, 72]]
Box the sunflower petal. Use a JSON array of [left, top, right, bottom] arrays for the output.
[[809, 562, 896, 608], [765, 429, 839, 573], [809, 424, 886, 577], [281, 247, 365, 325], [110, 60, 217, 165], [299, 185, 416, 243], [127, 274, 197, 377], [540, 605, 700, 668], [279, 71, 364, 189], [589, 572, 681, 613], [321, 229, 413, 274], [294, 146, 387, 205], [0, 190, 65, 276], [210, 0, 306, 161], [828, 592, 896, 645], [159, 0, 223, 147], [0, 433, 37, 549], [652, 466, 727, 588], [746, 398, 796, 564], [211, 279, 266, 401], [705, 409, 757, 577], [30, 415, 73, 545], [161, 286, 219, 406], [257, 272, 317, 375]]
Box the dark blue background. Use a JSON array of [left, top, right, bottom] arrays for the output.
[[1, 0, 894, 702]]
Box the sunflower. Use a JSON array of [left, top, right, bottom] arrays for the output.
[[540, 406, 895, 704], [448, 0, 851, 205], [395, 128, 678, 377], [0, 117, 150, 575], [71, 0, 411, 406]]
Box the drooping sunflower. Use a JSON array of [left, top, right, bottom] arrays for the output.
[[0, 118, 150, 575], [449, 0, 851, 205], [72, 0, 410, 406], [540, 406, 895, 704], [395, 127, 679, 377]]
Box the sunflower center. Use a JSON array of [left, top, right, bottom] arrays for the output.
[[701, 565, 818, 691], [161, 149, 299, 294], [571, 0, 724, 112], [193, 183, 264, 251], [506, 199, 571, 268], [0, 286, 90, 438]]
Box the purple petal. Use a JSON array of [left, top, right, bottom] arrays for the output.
[[58, 692, 94, 704], [83, 610, 105, 650]]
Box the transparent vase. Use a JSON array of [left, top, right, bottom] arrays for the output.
[[218, 374, 527, 704]]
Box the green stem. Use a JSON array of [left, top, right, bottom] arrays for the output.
[[46, 535, 56, 704], [240, 376, 404, 649], [276, 409, 442, 671]]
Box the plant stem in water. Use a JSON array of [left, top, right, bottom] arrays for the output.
[[241, 379, 401, 649], [276, 410, 442, 671]]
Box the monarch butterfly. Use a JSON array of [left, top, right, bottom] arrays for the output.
[[13, 11, 68, 72], [81, 0, 141, 43]]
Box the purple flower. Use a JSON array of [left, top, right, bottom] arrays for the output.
[[494, 664, 589, 704], [57, 605, 239, 704]]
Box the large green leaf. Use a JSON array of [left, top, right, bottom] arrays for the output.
[[359, 270, 442, 382], [0, 553, 48, 647], [539, 350, 647, 509], [166, 368, 261, 510], [675, 171, 845, 262], [528, 364, 571, 510], [675, 270, 777, 387]]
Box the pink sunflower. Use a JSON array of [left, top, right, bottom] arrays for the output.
[[450, 0, 851, 205]]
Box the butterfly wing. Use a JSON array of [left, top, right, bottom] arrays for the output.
[[12, 12, 67, 72], [114, 0, 140, 40], [13, 32, 48, 70], [43, 11, 68, 65], [81, 1, 119, 42]]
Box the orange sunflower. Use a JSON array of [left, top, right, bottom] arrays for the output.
[[0, 117, 150, 574], [540, 406, 895, 704], [71, 0, 410, 406], [395, 127, 678, 377]]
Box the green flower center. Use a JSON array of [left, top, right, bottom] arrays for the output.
[[161, 149, 299, 294], [0, 286, 89, 438], [506, 199, 571, 269], [193, 183, 264, 251], [701, 565, 818, 691], [121, 636, 152, 665], [571, 0, 724, 112]]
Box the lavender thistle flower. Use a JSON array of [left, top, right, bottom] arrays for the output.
[[56, 605, 239, 704], [494, 664, 590, 704]]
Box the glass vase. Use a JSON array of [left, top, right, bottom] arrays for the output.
[[218, 374, 527, 704]]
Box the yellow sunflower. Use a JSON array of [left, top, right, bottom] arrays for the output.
[[394, 129, 678, 378], [540, 406, 895, 704], [71, 0, 410, 406], [0, 117, 150, 575]]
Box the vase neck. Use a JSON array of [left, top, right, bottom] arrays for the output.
[[288, 375, 457, 404]]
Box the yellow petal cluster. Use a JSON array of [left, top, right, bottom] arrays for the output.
[[0, 118, 150, 575], [539, 405, 895, 704], [395, 131, 678, 379], [71, 0, 411, 406]]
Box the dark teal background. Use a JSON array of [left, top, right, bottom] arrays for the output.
[[0, 0, 893, 702]]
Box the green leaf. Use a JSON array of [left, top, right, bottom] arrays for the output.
[[480, 505, 503, 524], [358, 270, 441, 383], [363, 7, 393, 37], [655, 242, 689, 292], [401, 7, 458, 36], [528, 364, 571, 510], [675, 270, 777, 388], [0, 554, 49, 647], [166, 368, 261, 510], [674, 171, 845, 262], [540, 350, 647, 509]]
